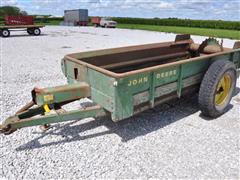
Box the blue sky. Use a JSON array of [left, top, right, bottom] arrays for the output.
[[1, 0, 240, 21]]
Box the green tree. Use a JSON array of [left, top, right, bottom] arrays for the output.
[[0, 6, 28, 17], [20, 11, 28, 15]]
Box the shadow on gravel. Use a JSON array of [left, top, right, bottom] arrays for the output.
[[233, 87, 240, 96], [6, 34, 48, 38], [199, 104, 233, 121], [16, 94, 200, 151]]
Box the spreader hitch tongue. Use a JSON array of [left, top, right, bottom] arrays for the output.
[[0, 116, 19, 135], [0, 82, 107, 135]]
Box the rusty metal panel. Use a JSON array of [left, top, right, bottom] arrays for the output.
[[64, 40, 239, 79], [175, 34, 191, 42], [62, 37, 240, 121], [54, 38, 240, 121]]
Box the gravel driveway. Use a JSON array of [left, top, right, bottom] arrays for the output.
[[0, 26, 239, 179]]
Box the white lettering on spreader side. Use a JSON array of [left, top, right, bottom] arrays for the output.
[[127, 69, 177, 87]]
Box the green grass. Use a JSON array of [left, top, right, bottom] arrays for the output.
[[117, 24, 240, 40], [35, 20, 62, 26]]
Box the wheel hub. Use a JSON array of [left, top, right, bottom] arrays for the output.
[[215, 74, 232, 106], [3, 31, 8, 35]]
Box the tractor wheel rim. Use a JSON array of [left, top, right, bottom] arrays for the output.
[[215, 74, 232, 106], [35, 29, 39, 34]]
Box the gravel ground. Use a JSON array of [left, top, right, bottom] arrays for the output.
[[0, 26, 239, 179]]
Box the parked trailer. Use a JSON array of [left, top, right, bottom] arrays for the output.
[[0, 25, 45, 37], [91, 16, 101, 27], [0, 35, 240, 135], [64, 9, 88, 26], [1, 16, 44, 37]]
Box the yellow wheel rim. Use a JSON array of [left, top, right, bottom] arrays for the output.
[[215, 74, 232, 106]]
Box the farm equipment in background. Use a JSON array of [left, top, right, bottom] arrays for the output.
[[63, 9, 88, 26], [91, 16, 101, 27], [4, 15, 34, 25], [0, 15, 44, 37], [91, 17, 117, 28], [0, 35, 239, 135]]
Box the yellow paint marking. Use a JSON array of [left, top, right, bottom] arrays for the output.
[[43, 94, 54, 102], [43, 104, 50, 113]]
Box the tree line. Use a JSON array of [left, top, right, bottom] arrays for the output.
[[111, 17, 240, 31]]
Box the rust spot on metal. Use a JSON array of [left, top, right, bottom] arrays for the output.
[[15, 101, 35, 115], [233, 41, 240, 49], [33, 87, 44, 93], [63, 36, 237, 79], [175, 34, 191, 42]]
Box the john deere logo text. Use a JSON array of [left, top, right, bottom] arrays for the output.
[[156, 70, 177, 79], [128, 77, 148, 86]]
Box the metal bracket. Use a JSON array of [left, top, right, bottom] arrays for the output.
[[177, 65, 183, 98], [175, 34, 191, 42], [233, 41, 240, 49], [149, 72, 156, 108]]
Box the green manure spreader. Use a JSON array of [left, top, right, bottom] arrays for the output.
[[1, 34, 240, 135]]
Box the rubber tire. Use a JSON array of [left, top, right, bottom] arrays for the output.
[[27, 29, 34, 35], [33, 28, 41, 36], [1, 29, 10, 37], [104, 24, 108, 28], [198, 60, 237, 118]]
